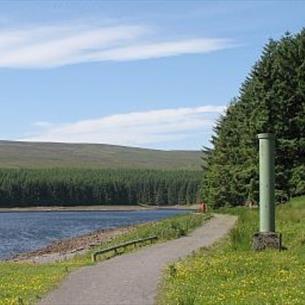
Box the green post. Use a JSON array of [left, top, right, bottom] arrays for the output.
[[258, 133, 275, 232]]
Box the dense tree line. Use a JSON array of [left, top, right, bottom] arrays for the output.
[[202, 30, 305, 208], [0, 168, 201, 207]]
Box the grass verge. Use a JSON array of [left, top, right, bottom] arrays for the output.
[[0, 212, 210, 305], [158, 196, 305, 305]]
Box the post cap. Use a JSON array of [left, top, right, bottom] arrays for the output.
[[257, 133, 275, 140]]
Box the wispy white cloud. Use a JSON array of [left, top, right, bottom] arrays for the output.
[[22, 105, 225, 148], [88, 38, 230, 62], [0, 22, 234, 68]]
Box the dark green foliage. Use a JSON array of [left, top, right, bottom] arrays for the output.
[[0, 168, 201, 207], [202, 30, 305, 208]]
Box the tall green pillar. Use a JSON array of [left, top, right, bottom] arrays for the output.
[[252, 133, 281, 251], [258, 133, 275, 232]]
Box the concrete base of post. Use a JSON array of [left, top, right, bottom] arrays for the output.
[[252, 232, 282, 251]]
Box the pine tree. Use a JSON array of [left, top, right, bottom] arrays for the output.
[[202, 30, 305, 208]]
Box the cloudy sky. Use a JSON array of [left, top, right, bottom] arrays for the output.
[[1, 1, 305, 149]]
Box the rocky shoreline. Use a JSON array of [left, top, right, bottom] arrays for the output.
[[3, 206, 196, 264], [11, 226, 133, 264]]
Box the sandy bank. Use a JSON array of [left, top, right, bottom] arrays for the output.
[[0, 205, 155, 213], [0, 204, 196, 213]]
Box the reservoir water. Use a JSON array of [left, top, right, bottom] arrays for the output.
[[0, 209, 189, 259]]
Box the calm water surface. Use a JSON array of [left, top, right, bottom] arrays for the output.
[[0, 209, 189, 259]]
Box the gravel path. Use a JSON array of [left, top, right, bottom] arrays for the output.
[[39, 214, 236, 305]]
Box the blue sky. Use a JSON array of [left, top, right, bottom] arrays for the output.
[[0, 1, 305, 150]]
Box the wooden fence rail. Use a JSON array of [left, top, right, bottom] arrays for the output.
[[92, 235, 158, 262]]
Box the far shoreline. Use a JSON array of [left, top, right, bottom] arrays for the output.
[[0, 204, 197, 213]]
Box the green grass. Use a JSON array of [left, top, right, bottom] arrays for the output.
[[158, 196, 305, 305], [0, 213, 210, 305], [0, 141, 202, 170]]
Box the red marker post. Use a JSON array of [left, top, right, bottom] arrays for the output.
[[199, 201, 207, 213]]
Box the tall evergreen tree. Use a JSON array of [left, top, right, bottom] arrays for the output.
[[202, 30, 305, 208]]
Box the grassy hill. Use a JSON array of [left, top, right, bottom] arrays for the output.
[[0, 141, 202, 170]]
